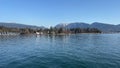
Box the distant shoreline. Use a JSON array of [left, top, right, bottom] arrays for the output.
[[0, 32, 120, 36]]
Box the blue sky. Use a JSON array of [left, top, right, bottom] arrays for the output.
[[0, 0, 120, 27]]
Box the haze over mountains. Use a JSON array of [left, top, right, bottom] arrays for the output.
[[0, 22, 120, 33]]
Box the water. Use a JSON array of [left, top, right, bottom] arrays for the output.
[[0, 34, 120, 68]]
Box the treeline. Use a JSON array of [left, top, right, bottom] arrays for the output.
[[0, 26, 35, 34], [0, 26, 101, 35], [37, 27, 102, 34]]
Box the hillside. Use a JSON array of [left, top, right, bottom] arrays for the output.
[[55, 22, 120, 33], [0, 22, 45, 29]]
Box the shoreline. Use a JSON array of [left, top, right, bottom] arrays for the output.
[[0, 32, 120, 36]]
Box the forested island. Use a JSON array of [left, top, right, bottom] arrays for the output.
[[0, 26, 101, 35]]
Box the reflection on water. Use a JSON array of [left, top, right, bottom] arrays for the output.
[[0, 34, 120, 68]]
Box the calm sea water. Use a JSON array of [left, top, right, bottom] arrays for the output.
[[0, 34, 120, 68]]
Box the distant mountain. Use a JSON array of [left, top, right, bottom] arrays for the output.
[[55, 22, 89, 28], [66, 22, 90, 28], [55, 23, 68, 28], [55, 22, 120, 32], [90, 22, 117, 32], [0, 22, 45, 29]]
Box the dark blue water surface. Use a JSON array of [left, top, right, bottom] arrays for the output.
[[0, 34, 120, 68]]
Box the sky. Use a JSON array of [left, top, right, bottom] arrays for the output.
[[0, 0, 120, 27]]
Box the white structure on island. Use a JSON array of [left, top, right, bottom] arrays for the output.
[[36, 32, 43, 35]]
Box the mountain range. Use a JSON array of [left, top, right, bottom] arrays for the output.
[[0, 22, 45, 29], [55, 22, 120, 32], [0, 22, 120, 33]]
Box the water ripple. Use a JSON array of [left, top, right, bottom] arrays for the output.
[[0, 34, 120, 68]]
